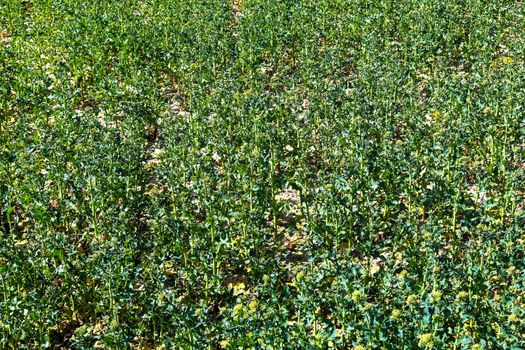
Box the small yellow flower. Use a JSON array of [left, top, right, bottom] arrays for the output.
[[390, 309, 402, 320], [456, 291, 468, 302], [219, 339, 229, 349], [418, 333, 433, 347], [508, 314, 518, 323], [471, 344, 481, 350], [248, 299, 258, 313], [232, 303, 244, 316], [229, 281, 248, 296], [430, 290, 442, 303], [406, 294, 418, 305], [352, 346, 366, 350], [351, 290, 365, 302], [501, 56, 513, 64]]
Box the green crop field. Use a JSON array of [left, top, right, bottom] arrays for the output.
[[1, 0, 525, 348]]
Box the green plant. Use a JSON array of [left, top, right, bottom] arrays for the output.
[[1, 0, 525, 349]]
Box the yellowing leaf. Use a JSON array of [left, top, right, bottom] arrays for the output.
[[15, 240, 28, 247]]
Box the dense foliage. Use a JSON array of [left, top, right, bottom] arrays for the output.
[[1, 0, 525, 348]]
